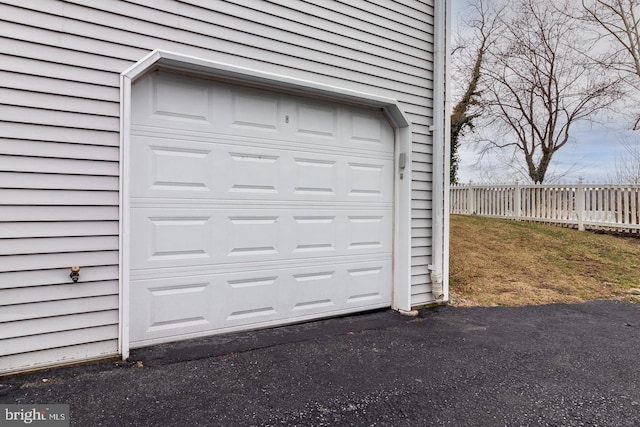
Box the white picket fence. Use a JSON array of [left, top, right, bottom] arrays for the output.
[[450, 180, 640, 232]]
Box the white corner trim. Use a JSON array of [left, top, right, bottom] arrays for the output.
[[122, 50, 410, 128], [118, 50, 414, 357], [431, 0, 450, 303]]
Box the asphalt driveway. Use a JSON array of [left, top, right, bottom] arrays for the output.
[[1, 300, 639, 426]]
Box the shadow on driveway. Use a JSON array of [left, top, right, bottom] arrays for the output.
[[1, 300, 638, 426]]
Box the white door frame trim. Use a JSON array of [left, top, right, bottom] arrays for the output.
[[119, 49, 412, 359]]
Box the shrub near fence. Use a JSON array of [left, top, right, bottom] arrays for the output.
[[450, 180, 640, 232]]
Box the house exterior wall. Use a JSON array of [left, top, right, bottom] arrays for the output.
[[0, 0, 442, 374]]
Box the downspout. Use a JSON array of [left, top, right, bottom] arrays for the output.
[[429, 0, 451, 301]]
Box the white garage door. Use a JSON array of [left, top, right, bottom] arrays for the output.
[[128, 71, 394, 347]]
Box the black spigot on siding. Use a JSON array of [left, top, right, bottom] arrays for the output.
[[70, 266, 81, 283]]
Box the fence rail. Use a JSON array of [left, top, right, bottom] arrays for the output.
[[450, 180, 640, 232]]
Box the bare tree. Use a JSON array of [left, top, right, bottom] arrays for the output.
[[580, 1, 640, 183], [478, 0, 620, 183], [450, 0, 505, 184], [607, 137, 640, 182], [581, 1, 640, 121]]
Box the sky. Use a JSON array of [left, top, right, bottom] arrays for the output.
[[450, 0, 638, 184]]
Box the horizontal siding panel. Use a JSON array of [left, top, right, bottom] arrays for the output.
[[411, 237, 431, 247], [0, 21, 140, 70], [0, 70, 118, 102], [0, 236, 119, 256], [2, 123, 119, 147], [412, 171, 432, 183], [0, 87, 118, 117], [413, 144, 433, 156], [412, 152, 432, 164], [400, 98, 434, 116], [411, 218, 431, 229], [412, 161, 432, 173], [0, 295, 118, 323], [412, 211, 432, 222], [0, 140, 119, 161], [411, 246, 430, 257], [410, 122, 432, 136], [412, 257, 431, 271], [0, 189, 119, 205], [412, 190, 432, 201], [0, 340, 118, 375], [411, 283, 433, 296], [0, 310, 118, 341], [1, 281, 118, 305], [0, 221, 118, 239], [0, 251, 118, 273], [412, 180, 431, 192], [363, 0, 434, 25], [297, 0, 431, 38], [411, 293, 434, 307], [195, 0, 430, 64], [411, 227, 432, 238], [0, 324, 118, 357], [0, 156, 118, 176], [0, 105, 118, 131], [0, 172, 118, 191], [411, 273, 430, 286], [3, 5, 433, 106], [412, 133, 432, 146], [0, 53, 119, 87], [2, 4, 430, 94], [411, 264, 430, 276], [0, 206, 118, 222], [0, 266, 118, 289], [411, 200, 432, 210], [62, 0, 432, 67]]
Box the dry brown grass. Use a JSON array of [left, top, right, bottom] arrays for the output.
[[449, 215, 640, 306]]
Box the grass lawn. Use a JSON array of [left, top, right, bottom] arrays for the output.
[[449, 215, 640, 306]]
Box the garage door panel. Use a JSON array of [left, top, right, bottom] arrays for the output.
[[133, 73, 393, 155], [130, 208, 391, 270], [229, 152, 281, 194], [130, 135, 215, 197], [225, 275, 281, 325], [348, 109, 394, 149], [130, 259, 391, 345], [151, 75, 212, 125], [130, 211, 219, 268], [131, 134, 392, 202], [294, 102, 338, 139], [346, 262, 391, 304], [292, 215, 337, 253], [130, 276, 219, 343], [229, 88, 282, 132], [129, 71, 394, 346], [348, 215, 386, 250], [228, 215, 280, 257], [290, 270, 339, 313], [348, 162, 387, 196]]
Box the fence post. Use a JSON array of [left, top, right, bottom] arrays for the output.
[[514, 180, 521, 221], [576, 177, 585, 231], [467, 181, 475, 215]]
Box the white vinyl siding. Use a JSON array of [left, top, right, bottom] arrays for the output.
[[0, 0, 437, 374]]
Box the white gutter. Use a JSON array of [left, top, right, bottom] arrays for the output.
[[429, 0, 451, 302]]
